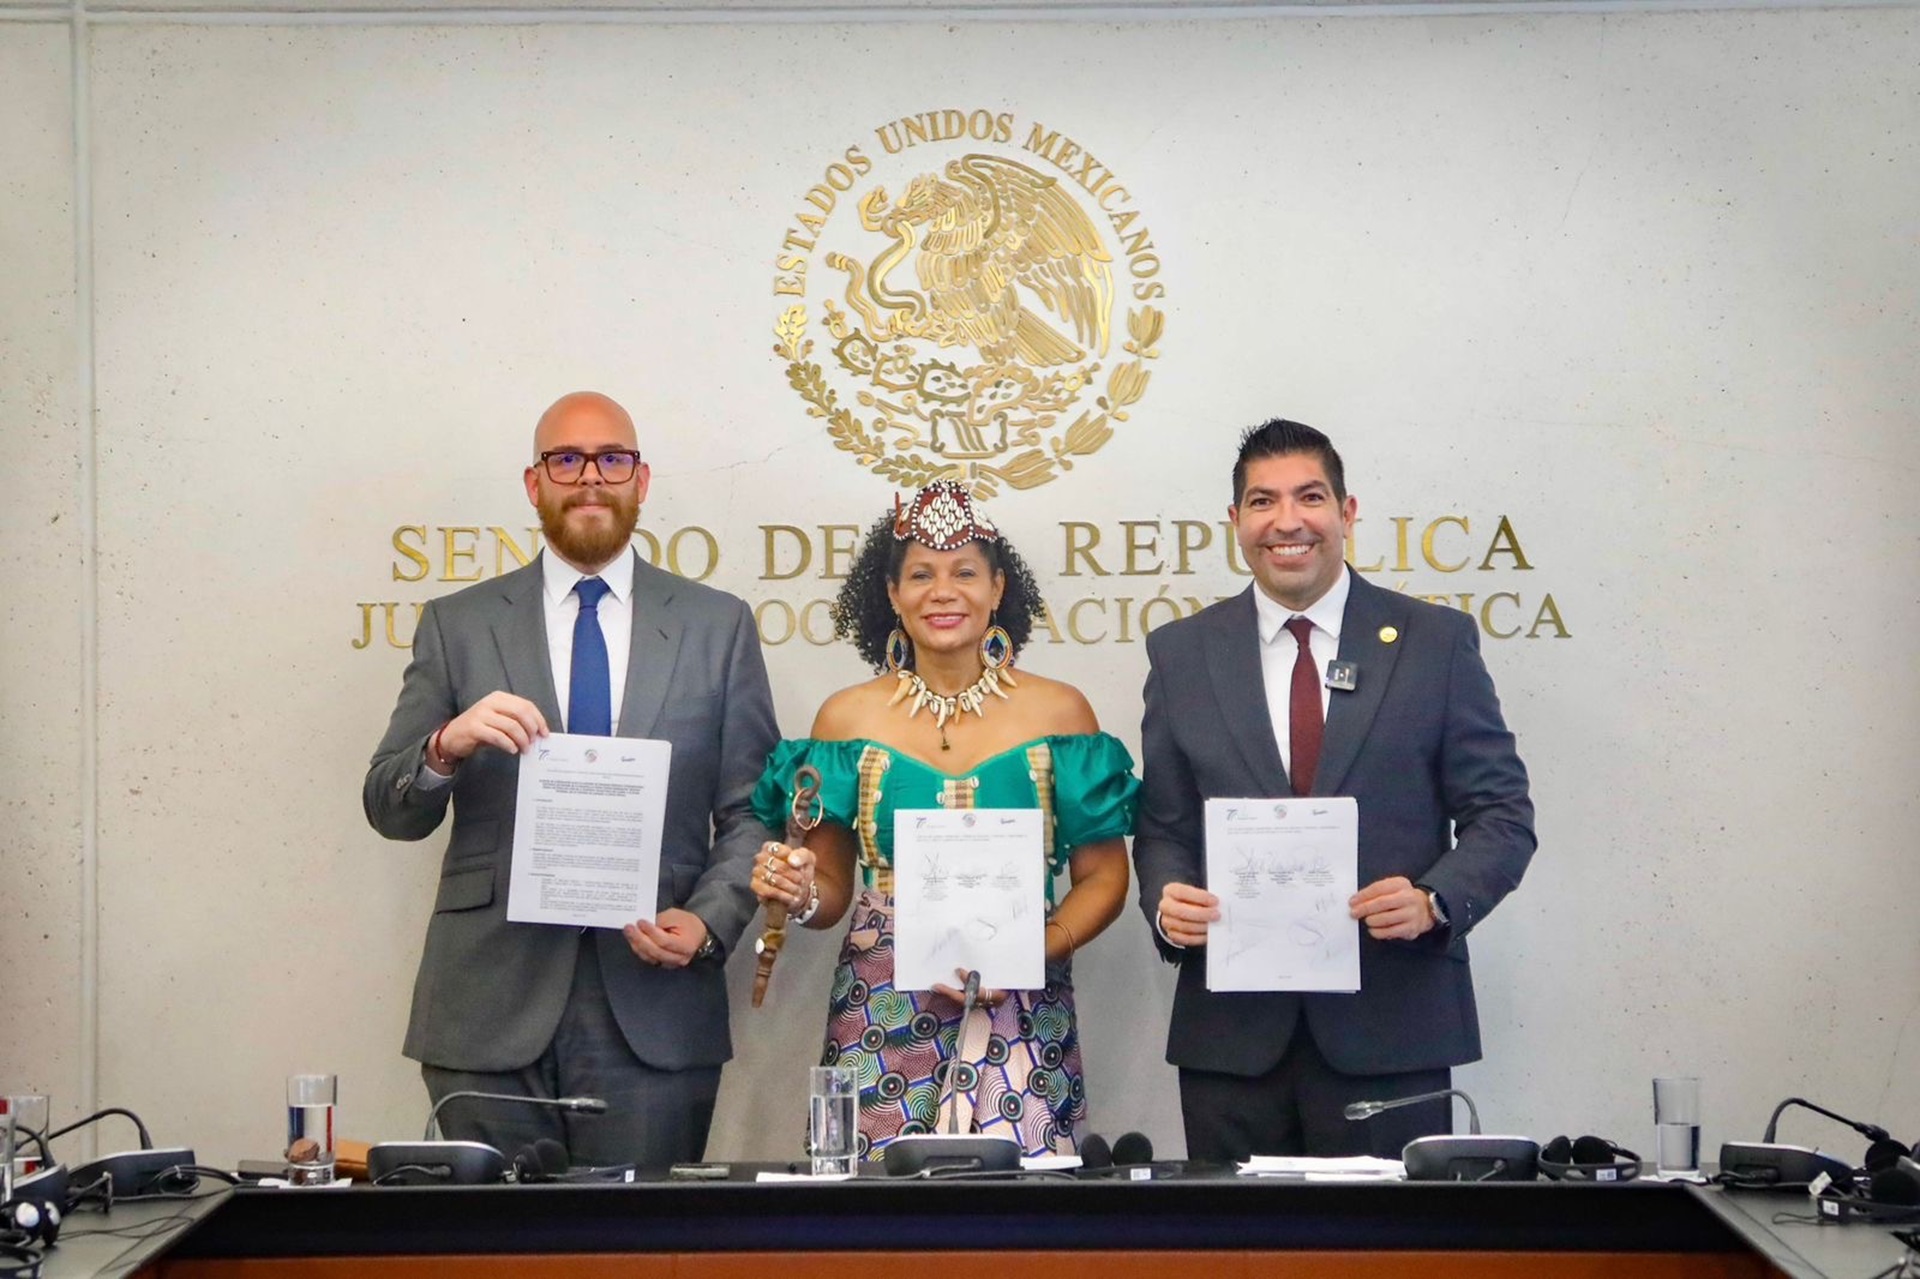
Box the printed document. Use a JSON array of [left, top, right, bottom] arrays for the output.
[[507, 733, 671, 929], [892, 808, 1045, 992], [1204, 797, 1359, 993]]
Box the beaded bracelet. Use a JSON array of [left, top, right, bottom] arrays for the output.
[[428, 722, 458, 772]]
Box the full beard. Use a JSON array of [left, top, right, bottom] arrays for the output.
[[539, 488, 639, 568]]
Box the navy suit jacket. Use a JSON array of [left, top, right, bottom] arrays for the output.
[[363, 552, 779, 1075], [1133, 573, 1535, 1076]]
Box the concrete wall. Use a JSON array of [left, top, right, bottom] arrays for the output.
[[3, 1, 1915, 1168]]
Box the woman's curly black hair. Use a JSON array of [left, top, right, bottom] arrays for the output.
[[830, 507, 1046, 673]]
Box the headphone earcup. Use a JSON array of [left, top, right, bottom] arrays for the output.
[[510, 1145, 542, 1183], [1, 1198, 58, 1249], [1869, 1157, 1920, 1207], [1570, 1135, 1616, 1165], [533, 1138, 568, 1178], [1540, 1135, 1572, 1165], [1863, 1138, 1909, 1174]]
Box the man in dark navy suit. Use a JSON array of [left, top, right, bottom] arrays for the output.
[[1134, 419, 1536, 1161]]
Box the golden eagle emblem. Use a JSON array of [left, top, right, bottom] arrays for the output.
[[828, 155, 1114, 369], [773, 124, 1165, 498]]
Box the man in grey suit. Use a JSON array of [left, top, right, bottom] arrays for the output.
[[1135, 419, 1535, 1161], [364, 390, 779, 1168]]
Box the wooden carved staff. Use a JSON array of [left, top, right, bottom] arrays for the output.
[[752, 763, 821, 1009]]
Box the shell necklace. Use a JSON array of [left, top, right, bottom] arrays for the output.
[[889, 665, 1017, 751]]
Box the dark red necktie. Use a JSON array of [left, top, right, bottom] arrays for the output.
[[1284, 616, 1322, 797]]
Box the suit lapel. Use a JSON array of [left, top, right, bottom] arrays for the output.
[[617, 553, 684, 739], [1205, 588, 1289, 792], [490, 560, 562, 729], [1315, 574, 1405, 796]]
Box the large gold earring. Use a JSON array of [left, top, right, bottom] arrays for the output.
[[980, 619, 1012, 672], [886, 627, 913, 673]]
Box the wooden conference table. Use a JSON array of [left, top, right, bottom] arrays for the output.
[[92, 1168, 1911, 1279]]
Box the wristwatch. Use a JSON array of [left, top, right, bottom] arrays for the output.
[[693, 930, 721, 963], [1417, 884, 1450, 929]]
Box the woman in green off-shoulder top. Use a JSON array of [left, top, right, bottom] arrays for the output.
[[749, 482, 1138, 1161]]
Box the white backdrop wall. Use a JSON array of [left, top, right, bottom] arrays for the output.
[[3, 2, 1917, 1170]]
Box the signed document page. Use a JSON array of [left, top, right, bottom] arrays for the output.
[[506, 732, 671, 929], [1203, 797, 1359, 993], [892, 808, 1045, 992]]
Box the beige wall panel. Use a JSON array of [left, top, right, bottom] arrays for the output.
[[86, 0, 1456, 11], [0, 24, 83, 1111], [82, 9, 1919, 1167]]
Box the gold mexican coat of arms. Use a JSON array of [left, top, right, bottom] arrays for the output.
[[773, 113, 1166, 499]]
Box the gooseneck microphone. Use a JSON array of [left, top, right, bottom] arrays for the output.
[[1719, 1095, 1896, 1189], [1347, 1088, 1538, 1182], [948, 972, 982, 1136], [1345, 1089, 1482, 1135], [424, 1092, 607, 1140], [367, 1092, 609, 1186], [882, 971, 1020, 1176], [1760, 1097, 1890, 1145]]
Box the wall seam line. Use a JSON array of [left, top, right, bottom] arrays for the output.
[[73, 0, 101, 1160]]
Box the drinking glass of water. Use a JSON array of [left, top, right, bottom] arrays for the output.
[[2, 1095, 50, 1201], [808, 1064, 856, 1178], [286, 1073, 337, 1185], [1653, 1076, 1701, 1175]]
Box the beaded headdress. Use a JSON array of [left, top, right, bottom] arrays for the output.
[[892, 480, 999, 551]]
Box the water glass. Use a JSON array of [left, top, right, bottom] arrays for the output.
[[1653, 1076, 1701, 1175], [808, 1064, 856, 1178], [286, 1073, 338, 1185], [2, 1095, 50, 1200]]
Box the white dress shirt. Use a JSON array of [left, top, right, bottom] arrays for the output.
[[1157, 567, 1353, 946], [540, 545, 635, 733], [417, 544, 636, 788], [1252, 564, 1350, 781]]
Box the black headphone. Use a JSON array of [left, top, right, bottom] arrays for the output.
[[1538, 1135, 1641, 1183], [510, 1138, 570, 1184], [0, 1235, 43, 1279], [1817, 1150, 1920, 1222], [0, 1173, 62, 1249], [508, 1139, 633, 1185]]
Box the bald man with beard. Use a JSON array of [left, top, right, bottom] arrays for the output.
[[365, 392, 779, 1169]]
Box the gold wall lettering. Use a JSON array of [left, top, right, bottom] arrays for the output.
[[355, 515, 1569, 649]]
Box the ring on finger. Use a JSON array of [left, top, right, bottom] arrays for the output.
[[763, 862, 779, 885]]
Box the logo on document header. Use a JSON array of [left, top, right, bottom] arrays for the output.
[[770, 110, 1169, 499]]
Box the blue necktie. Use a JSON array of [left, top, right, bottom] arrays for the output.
[[569, 577, 613, 736]]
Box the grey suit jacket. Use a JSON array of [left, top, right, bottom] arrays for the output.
[[363, 552, 779, 1074], [1133, 573, 1535, 1077]]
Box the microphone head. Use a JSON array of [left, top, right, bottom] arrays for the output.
[[1079, 1133, 1113, 1170], [1344, 1101, 1379, 1121], [560, 1097, 609, 1114], [1111, 1132, 1154, 1166]]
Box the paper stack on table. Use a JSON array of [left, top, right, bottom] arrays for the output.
[[1237, 1155, 1406, 1181]]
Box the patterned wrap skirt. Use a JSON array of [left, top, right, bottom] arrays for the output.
[[823, 888, 1086, 1161]]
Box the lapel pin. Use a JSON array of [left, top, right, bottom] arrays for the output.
[[1378, 626, 1399, 645], [1324, 660, 1358, 692]]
